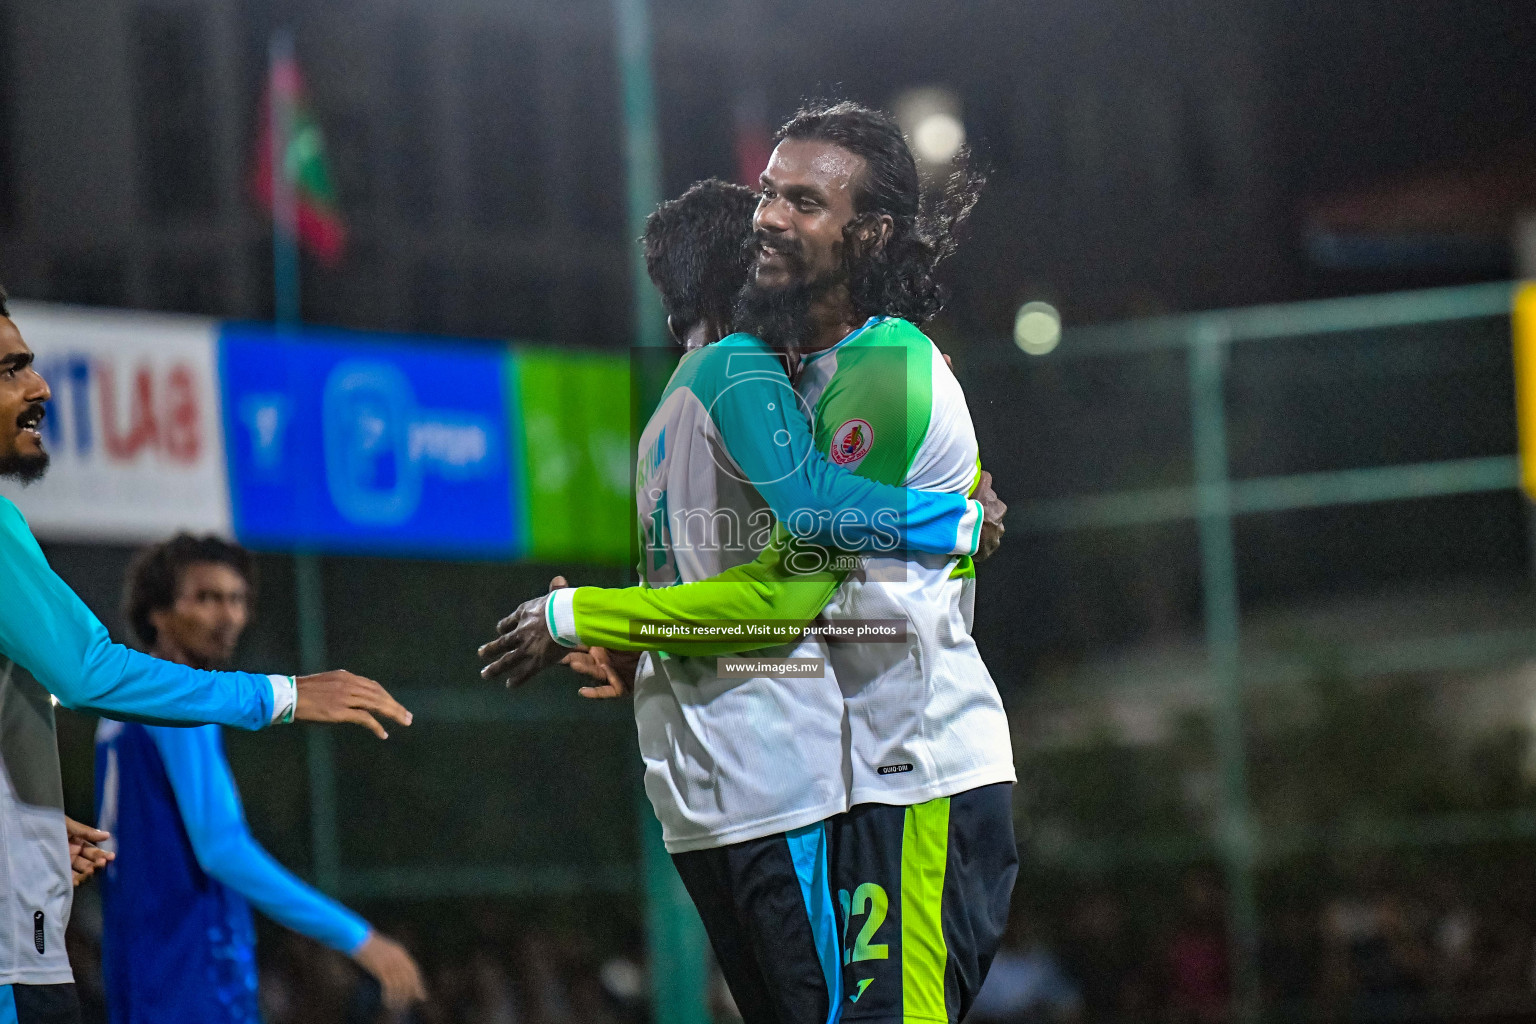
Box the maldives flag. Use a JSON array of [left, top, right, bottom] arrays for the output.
[[734, 91, 772, 187], [251, 44, 346, 266]]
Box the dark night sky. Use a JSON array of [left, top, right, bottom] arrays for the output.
[[1272, 0, 1536, 195]]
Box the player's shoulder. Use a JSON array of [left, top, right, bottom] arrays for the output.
[[660, 335, 789, 412], [828, 318, 944, 397], [679, 334, 787, 389], [706, 333, 785, 373], [846, 316, 934, 355], [714, 332, 773, 353], [146, 720, 224, 759], [0, 495, 27, 540]]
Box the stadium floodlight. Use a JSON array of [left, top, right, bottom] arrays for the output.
[[914, 111, 965, 165], [1014, 301, 1061, 355], [894, 86, 966, 172]]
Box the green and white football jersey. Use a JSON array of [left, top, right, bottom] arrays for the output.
[[795, 317, 1015, 807], [544, 334, 987, 853]]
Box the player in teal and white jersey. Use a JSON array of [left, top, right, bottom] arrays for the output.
[[484, 104, 1017, 1024], [481, 175, 1004, 1023]]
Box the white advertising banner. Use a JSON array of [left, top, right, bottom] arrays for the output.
[[0, 303, 233, 543]]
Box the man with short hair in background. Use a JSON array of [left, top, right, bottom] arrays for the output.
[[96, 534, 426, 1022]]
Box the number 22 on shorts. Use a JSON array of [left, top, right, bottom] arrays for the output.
[[839, 882, 890, 965]]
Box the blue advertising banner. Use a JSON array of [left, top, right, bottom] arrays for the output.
[[220, 325, 519, 557]]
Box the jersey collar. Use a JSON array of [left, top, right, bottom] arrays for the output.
[[796, 316, 887, 372]]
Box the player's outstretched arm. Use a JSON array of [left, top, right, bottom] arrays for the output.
[[0, 499, 409, 735], [149, 725, 426, 1007], [479, 525, 846, 688], [700, 338, 986, 558]]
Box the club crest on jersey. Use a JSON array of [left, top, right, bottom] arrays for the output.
[[831, 418, 873, 468]]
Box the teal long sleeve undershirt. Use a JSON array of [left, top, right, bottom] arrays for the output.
[[0, 497, 274, 730]]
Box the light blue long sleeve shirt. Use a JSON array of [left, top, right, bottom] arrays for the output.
[[0, 496, 275, 729], [148, 724, 370, 952], [97, 720, 369, 1022]]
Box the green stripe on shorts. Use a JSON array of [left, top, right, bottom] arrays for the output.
[[901, 796, 951, 1021]]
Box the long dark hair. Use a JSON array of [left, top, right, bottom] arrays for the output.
[[777, 100, 985, 325]]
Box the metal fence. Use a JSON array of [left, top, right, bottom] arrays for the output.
[[50, 280, 1531, 1023], [967, 280, 1529, 1021], [269, 279, 1529, 1022]]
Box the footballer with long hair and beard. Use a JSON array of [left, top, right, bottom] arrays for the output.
[[485, 102, 1014, 1024]]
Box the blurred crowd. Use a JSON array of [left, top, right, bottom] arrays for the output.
[[63, 865, 1536, 1024], [971, 869, 1536, 1024], [248, 929, 652, 1024], [65, 888, 734, 1024]]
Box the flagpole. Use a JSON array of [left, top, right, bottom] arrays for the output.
[[616, 0, 665, 352], [613, 0, 711, 1019], [269, 26, 340, 895], [270, 28, 301, 330]]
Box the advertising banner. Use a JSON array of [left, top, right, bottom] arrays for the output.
[[0, 303, 232, 542], [511, 348, 633, 565], [220, 325, 520, 557], [2, 304, 635, 564]]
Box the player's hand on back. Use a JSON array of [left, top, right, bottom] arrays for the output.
[[352, 931, 427, 1009], [65, 816, 113, 885], [975, 469, 1007, 562], [565, 646, 641, 699], [944, 351, 1005, 562], [479, 576, 571, 689], [294, 671, 413, 739]]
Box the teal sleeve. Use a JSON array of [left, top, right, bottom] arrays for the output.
[[150, 726, 371, 953], [0, 499, 274, 730], [556, 526, 847, 655], [699, 338, 981, 557]]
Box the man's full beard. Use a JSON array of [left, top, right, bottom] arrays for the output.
[[733, 266, 846, 352], [733, 274, 816, 352], [0, 449, 49, 485]]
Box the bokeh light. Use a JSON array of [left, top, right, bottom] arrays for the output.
[[913, 111, 965, 165], [1014, 300, 1061, 355], [893, 86, 965, 172]]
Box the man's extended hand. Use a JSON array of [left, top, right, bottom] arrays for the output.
[[479, 576, 570, 689], [294, 672, 413, 739], [352, 932, 427, 1009], [66, 816, 113, 886], [975, 469, 1007, 562], [565, 646, 641, 699]]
